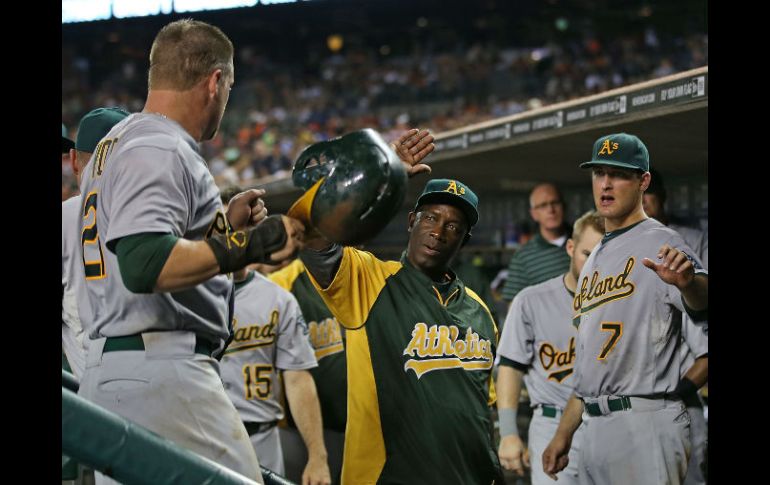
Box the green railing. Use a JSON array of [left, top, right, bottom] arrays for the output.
[[62, 370, 294, 485]]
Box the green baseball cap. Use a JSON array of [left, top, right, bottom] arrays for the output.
[[75, 107, 130, 153], [414, 178, 479, 227], [62, 123, 75, 153], [580, 133, 650, 172]]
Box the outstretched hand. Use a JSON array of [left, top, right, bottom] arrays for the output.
[[390, 128, 435, 178], [642, 244, 696, 290]]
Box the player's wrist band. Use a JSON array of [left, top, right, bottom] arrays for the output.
[[498, 408, 519, 437], [206, 215, 288, 274]]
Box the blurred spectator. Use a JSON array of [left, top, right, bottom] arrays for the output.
[[501, 183, 571, 307]]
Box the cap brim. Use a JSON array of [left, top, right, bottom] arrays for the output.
[[416, 192, 478, 227], [579, 160, 646, 171], [62, 136, 75, 154]]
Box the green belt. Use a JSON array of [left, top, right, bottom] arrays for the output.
[[103, 334, 215, 357], [585, 396, 632, 416], [540, 405, 561, 418]]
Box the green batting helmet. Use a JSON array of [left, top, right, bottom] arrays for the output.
[[290, 128, 408, 246]]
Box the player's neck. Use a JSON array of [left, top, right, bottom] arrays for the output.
[[144, 90, 204, 141], [605, 206, 647, 233], [233, 268, 250, 282]]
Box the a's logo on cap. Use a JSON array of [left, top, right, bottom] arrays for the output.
[[445, 180, 466, 195], [598, 139, 619, 155]]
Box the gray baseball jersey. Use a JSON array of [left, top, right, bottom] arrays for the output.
[[220, 270, 317, 423], [78, 113, 233, 348], [572, 218, 707, 398], [497, 274, 577, 408], [62, 194, 92, 378]]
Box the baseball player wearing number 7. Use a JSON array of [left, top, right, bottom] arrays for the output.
[[77, 19, 304, 484], [496, 210, 605, 484], [542, 133, 708, 485]]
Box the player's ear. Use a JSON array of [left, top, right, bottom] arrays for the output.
[[640, 171, 651, 192], [69, 148, 79, 178], [566, 238, 575, 258], [207, 69, 223, 99], [407, 211, 416, 232]]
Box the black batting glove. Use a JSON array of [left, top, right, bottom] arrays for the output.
[[206, 215, 288, 274]]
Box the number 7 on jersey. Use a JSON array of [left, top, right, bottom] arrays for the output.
[[597, 322, 623, 360]]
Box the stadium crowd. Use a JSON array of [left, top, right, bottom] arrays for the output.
[[62, 21, 706, 200]]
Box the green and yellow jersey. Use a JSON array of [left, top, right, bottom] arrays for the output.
[[270, 260, 347, 432], [305, 247, 501, 485]]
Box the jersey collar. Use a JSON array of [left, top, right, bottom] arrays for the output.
[[400, 251, 465, 306], [601, 218, 647, 244]]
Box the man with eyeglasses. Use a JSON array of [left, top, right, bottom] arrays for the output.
[[501, 183, 571, 307]]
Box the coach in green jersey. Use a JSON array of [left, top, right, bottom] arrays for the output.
[[300, 173, 503, 484]]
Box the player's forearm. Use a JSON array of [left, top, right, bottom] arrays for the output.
[[496, 365, 524, 411], [682, 356, 708, 389], [283, 370, 328, 460], [680, 274, 708, 312], [155, 239, 221, 292], [496, 365, 525, 438], [553, 394, 583, 440]]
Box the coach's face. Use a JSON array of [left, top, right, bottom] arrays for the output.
[[591, 165, 649, 225], [406, 203, 468, 281], [203, 61, 234, 141]]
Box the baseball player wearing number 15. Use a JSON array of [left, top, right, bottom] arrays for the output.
[[543, 133, 708, 485], [218, 191, 331, 485], [496, 210, 605, 484]]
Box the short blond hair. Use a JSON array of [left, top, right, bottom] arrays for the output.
[[148, 19, 233, 90], [572, 210, 605, 243]]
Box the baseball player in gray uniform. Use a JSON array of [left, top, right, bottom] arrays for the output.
[[496, 210, 604, 484], [221, 268, 331, 484], [62, 107, 129, 379], [543, 133, 708, 485], [76, 19, 303, 483], [219, 192, 331, 485], [679, 316, 708, 485]]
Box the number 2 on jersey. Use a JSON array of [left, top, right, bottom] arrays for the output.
[[81, 191, 106, 280], [597, 322, 623, 360], [243, 364, 273, 400]]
